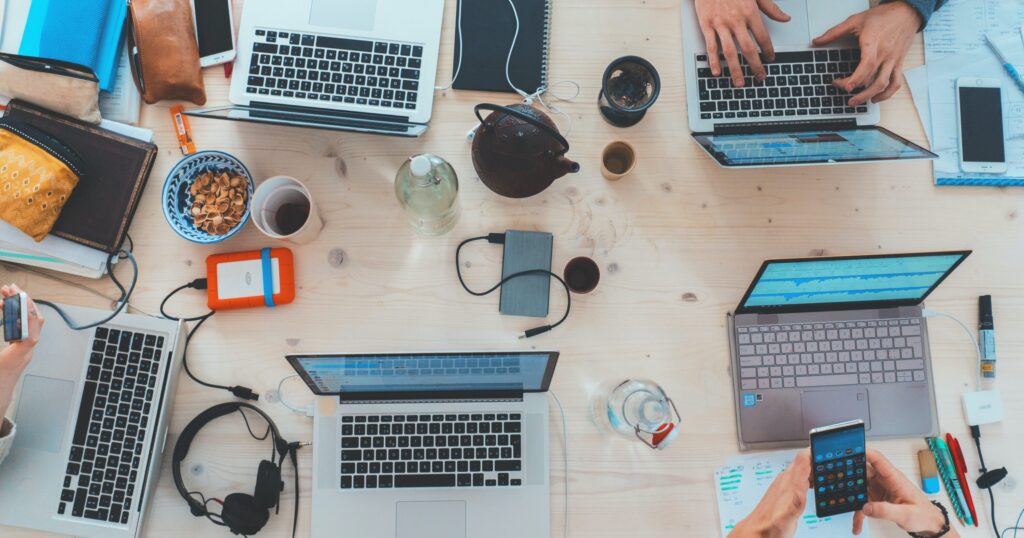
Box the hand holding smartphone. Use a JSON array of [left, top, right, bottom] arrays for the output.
[[2, 292, 28, 342], [810, 419, 868, 517], [956, 77, 1007, 174]]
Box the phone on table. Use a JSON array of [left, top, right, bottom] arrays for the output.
[[810, 419, 868, 518], [2, 292, 28, 342], [956, 77, 1007, 175], [192, 0, 236, 67]]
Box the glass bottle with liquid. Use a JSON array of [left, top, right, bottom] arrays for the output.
[[394, 154, 459, 235]]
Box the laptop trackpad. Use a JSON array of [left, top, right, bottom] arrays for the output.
[[801, 389, 870, 432], [396, 501, 466, 538], [14, 376, 75, 453], [309, 0, 377, 32]]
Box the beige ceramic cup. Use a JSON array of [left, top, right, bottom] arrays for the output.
[[600, 141, 637, 180], [251, 176, 324, 244]]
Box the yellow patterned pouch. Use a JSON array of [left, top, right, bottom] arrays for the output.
[[0, 119, 84, 241]]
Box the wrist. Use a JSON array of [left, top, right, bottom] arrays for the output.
[[909, 501, 951, 538], [892, 0, 926, 31]]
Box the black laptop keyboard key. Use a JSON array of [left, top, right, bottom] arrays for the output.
[[58, 328, 167, 524], [248, 28, 422, 110], [396, 474, 455, 488]]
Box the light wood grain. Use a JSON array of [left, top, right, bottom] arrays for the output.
[[2, 0, 1023, 536]]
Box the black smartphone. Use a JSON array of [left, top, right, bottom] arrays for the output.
[[2, 292, 28, 342], [810, 419, 867, 517]]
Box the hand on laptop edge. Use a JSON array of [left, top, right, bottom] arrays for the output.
[[813, 2, 922, 106], [694, 0, 791, 87], [0, 284, 44, 417]]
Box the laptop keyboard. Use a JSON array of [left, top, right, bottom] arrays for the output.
[[340, 413, 524, 490], [695, 50, 869, 120], [247, 28, 423, 110], [58, 327, 166, 525], [737, 318, 926, 390]]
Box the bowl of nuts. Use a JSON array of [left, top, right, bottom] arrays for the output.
[[162, 151, 254, 243]]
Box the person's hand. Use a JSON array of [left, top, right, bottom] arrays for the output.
[[694, 0, 791, 87], [812, 2, 922, 106], [0, 284, 43, 377], [851, 450, 956, 537], [730, 449, 811, 538]]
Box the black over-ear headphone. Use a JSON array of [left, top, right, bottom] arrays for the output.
[[172, 402, 303, 537]]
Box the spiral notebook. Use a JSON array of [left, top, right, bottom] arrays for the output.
[[452, 0, 550, 94]]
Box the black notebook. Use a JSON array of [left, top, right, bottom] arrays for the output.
[[452, 0, 551, 93]]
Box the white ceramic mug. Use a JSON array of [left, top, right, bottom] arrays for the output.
[[251, 176, 323, 244]]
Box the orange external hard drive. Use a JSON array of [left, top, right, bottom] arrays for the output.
[[206, 248, 295, 310]]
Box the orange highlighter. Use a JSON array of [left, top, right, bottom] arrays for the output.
[[206, 248, 295, 310], [946, 433, 979, 527]]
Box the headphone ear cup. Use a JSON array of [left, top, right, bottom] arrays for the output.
[[253, 460, 283, 509], [221, 493, 270, 536]]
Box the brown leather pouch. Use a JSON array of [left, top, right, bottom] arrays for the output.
[[127, 0, 206, 105]]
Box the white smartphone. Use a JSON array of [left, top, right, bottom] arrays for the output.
[[192, 0, 236, 67], [956, 77, 1007, 174]]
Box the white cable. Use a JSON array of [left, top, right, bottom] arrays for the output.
[[434, 0, 465, 90], [277, 374, 312, 415], [549, 390, 569, 538], [922, 309, 982, 390]]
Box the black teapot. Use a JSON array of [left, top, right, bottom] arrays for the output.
[[471, 103, 580, 199]]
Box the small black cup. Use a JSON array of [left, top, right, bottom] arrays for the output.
[[564, 257, 601, 294], [598, 56, 661, 127]]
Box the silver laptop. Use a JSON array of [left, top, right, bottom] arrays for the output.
[[727, 251, 971, 450], [185, 0, 445, 137], [680, 0, 936, 167], [0, 303, 184, 537], [287, 351, 558, 538]]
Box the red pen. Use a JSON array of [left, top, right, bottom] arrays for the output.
[[946, 433, 979, 527]]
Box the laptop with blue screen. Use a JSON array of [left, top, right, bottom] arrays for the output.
[[726, 252, 970, 450], [287, 351, 558, 538]]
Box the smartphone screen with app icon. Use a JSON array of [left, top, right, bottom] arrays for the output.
[[810, 419, 868, 517]]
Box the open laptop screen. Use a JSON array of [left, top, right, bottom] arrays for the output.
[[287, 351, 559, 398], [693, 126, 936, 167], [736, 252, 970, 314]]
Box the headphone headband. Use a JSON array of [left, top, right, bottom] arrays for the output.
[[171, 402, 289, 518]]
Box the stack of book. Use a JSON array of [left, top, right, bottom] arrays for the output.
[[0, 100, 156, 277]]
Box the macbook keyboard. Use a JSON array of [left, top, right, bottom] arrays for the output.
[[58, 327, 166, 524], [695, 49, 869, 120], [247, 28, 423, 110], [737, 318, 926, 390], [340, 413, 524, 490]]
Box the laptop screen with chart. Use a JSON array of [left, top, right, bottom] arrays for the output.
[[692, 126, 936, 167], [287, 351, 559, 398], [736, 252, 971, 314]]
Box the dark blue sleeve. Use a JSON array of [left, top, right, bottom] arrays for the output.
[[880, 0, 947, 30]]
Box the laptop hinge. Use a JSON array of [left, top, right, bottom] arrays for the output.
[[250, 100, 412, 124], [712, 118, 858, 135], [338, 390, 524, 404]]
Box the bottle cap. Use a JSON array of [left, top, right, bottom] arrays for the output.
[[410, 155, 433, 177]]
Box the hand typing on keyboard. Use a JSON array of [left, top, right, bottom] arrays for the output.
[[692, 0, 791, 87], [812, 2, 924, 106]]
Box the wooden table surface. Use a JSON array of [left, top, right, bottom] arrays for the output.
[[2, 0, 1023, 536]]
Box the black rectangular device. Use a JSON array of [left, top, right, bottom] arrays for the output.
[[810, 419, 868, 517]]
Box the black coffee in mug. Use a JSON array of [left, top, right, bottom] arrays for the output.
[[274, 200, 310, 236]]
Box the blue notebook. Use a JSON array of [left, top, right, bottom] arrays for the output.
[[19, 0, 126, 92]]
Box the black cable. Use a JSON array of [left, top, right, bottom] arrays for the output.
[[456, 234, 572, 338], [972, 424, 1008, 538], [161, 280, 258, 400], [36, 248, 138, 330]]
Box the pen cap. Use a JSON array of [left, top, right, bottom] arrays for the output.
[[979, 295, 993, 326], [918, 449, 940, 494]]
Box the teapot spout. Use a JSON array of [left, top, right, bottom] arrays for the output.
[[558, 156, 581, 174]]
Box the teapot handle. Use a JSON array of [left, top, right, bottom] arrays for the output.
[[474, 103, 570, 154]]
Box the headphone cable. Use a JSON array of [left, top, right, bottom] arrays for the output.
[[456, 234, 571, 338]]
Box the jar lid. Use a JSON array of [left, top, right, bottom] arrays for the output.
[[410, 155, 432, 177]]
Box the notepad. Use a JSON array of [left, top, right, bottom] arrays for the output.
[[715, 451, 865, 537], [452, 0, 550, 94], [19, 0, 126, 91]]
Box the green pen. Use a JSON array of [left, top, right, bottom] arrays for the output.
[[935, 438, 974, 526]]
